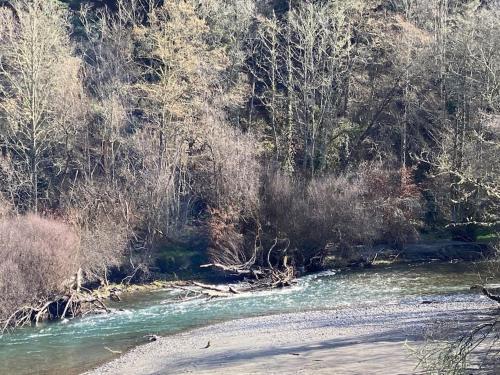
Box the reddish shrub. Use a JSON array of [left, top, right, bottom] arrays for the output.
[[0, 215, 80, 320]]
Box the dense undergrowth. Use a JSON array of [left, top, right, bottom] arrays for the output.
[[0, 0, 498, 325]]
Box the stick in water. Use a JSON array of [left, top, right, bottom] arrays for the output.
[[104, 347, 122, 354]]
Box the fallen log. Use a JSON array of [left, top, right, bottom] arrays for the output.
[[471, 285, 500, 303], [173, 285, 230, 301], [482, 287, 500, 303], [200, 263, 264, 277], [200, 260, 296, 291], [228, 286, 240, 294], [192, 281, 241, 295], [192, 281, 229, 293]]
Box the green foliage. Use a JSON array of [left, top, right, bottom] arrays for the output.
[[476, 228, 499, 242]]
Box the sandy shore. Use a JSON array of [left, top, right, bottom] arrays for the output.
[[85, 299, 497, 375]]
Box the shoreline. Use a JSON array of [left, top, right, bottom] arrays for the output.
[[85, 297, 497, 375]]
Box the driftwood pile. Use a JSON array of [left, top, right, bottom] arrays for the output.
[[189, 254, 297, 300], [1, 241, 298, 332], [1, 291, 109, 333], [200, 233, 297, 291], [173, 276, 294, 301]]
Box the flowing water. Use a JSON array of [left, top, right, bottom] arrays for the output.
[[0, 261, 493, 375]]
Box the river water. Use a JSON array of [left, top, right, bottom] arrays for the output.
[[0, 261, 492, 375]]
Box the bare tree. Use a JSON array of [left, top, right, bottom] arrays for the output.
[[0, 0, 84, 212], [251, 1, 361, 175]]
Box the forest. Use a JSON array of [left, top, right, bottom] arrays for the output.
[[0, 0, 498, 334]]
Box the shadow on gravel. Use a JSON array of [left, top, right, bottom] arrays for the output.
[[157, 307, 498, 374], [159, 330, 416, 373]]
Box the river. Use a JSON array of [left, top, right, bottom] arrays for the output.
[[0, 261, 491, 375]]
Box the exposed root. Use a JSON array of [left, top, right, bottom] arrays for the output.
[[268, 256, 295, 288], [202, 229, 297, 293], [1, 291, 109, 334]]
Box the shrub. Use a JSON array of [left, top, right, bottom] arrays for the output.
[[0, 215, 80, 320], [261, 163, 422, 268], [62, 181, 131, 282], [79, 223, 128, 283], [190, 118, 261, 217], [190, 118, 262, 267], [0, 195, 11, 218]]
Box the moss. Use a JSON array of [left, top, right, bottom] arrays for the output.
[[476, 230, 499, 243]]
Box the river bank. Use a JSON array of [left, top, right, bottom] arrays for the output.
[[86, 298, 497, 375], [1, 261, 495, 375]]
